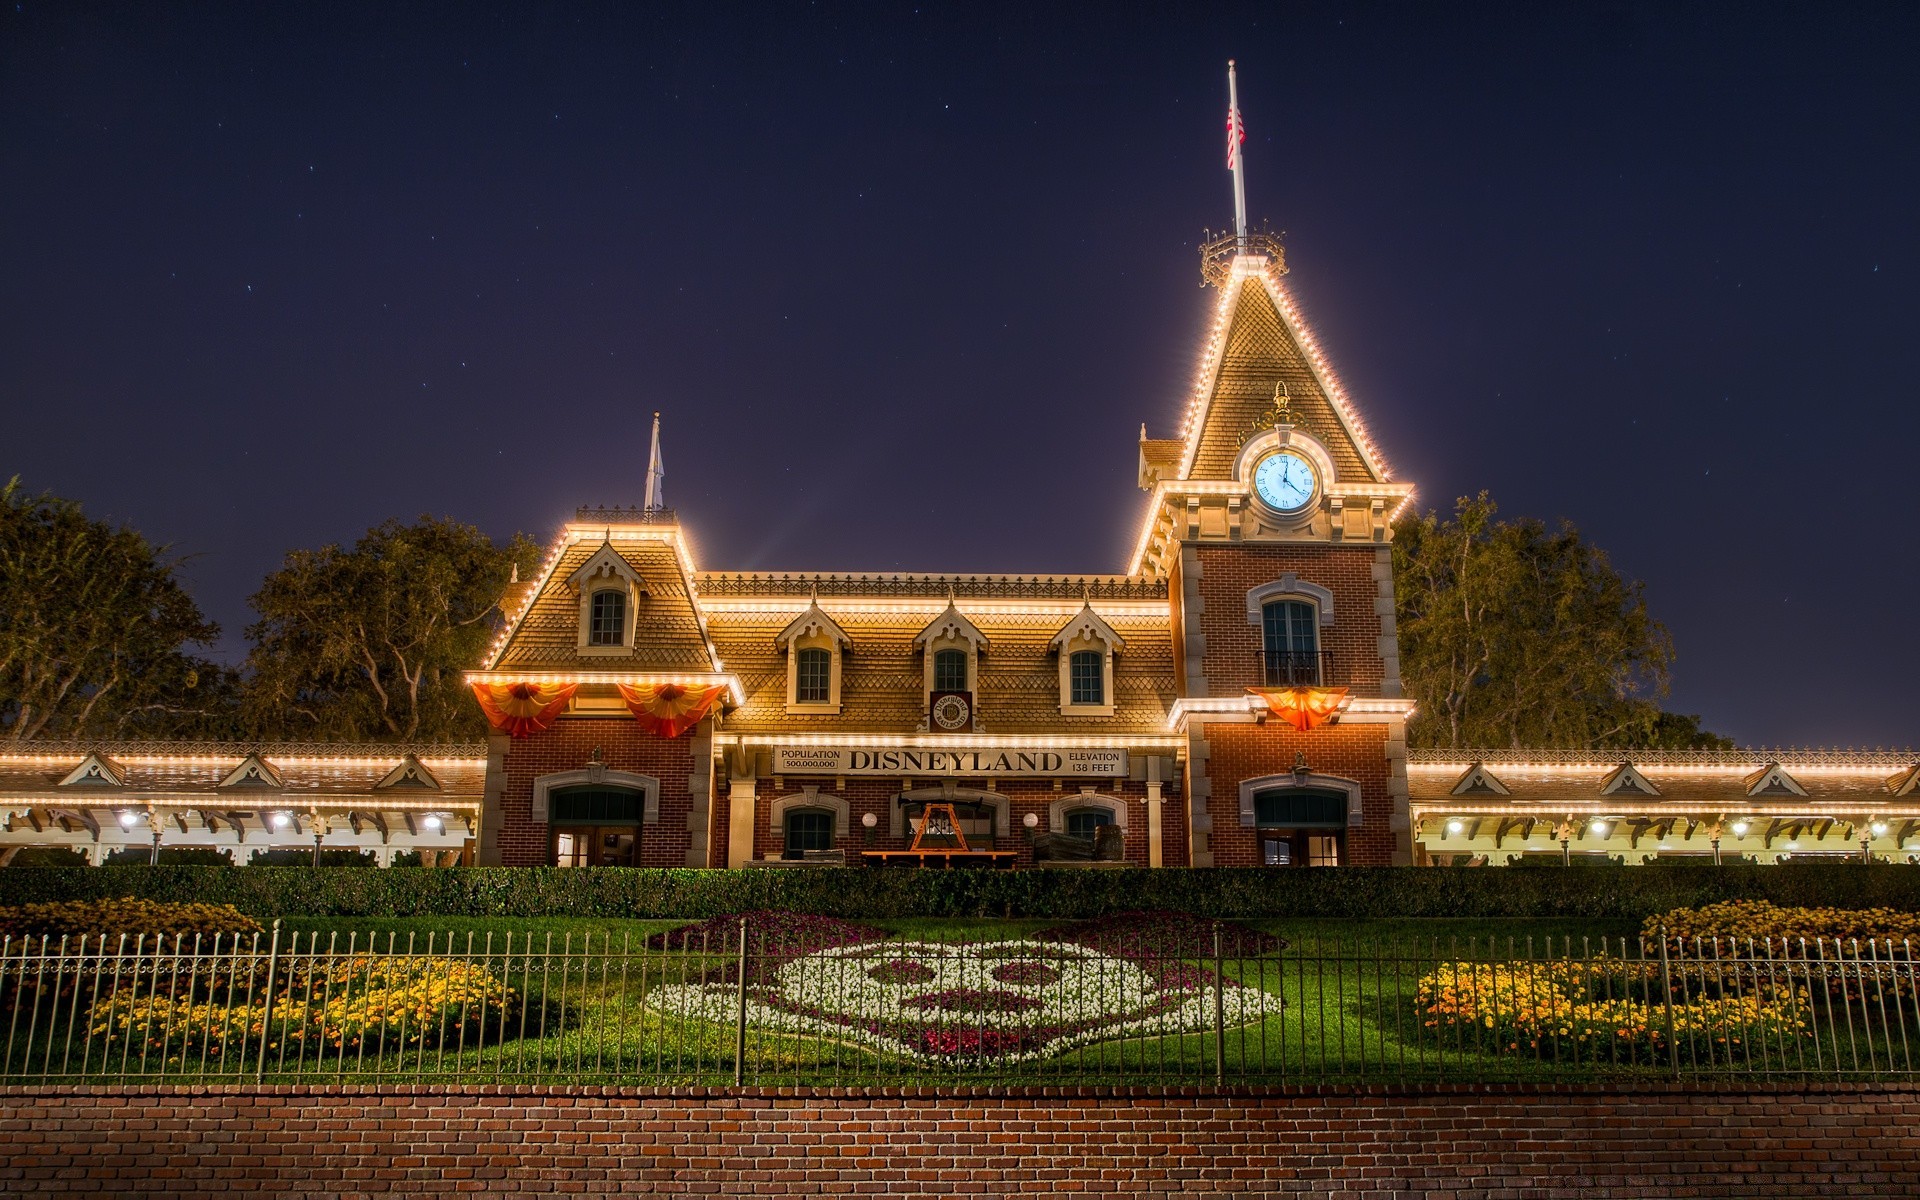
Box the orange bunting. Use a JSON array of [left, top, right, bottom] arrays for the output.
[[1247, 686, 1348, 732], [615, 683, 727, 739], [471, 682, 578, 738]]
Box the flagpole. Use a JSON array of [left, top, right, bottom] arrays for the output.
[[643, 411, 664, 512], [1228, 60, 1248, 248]]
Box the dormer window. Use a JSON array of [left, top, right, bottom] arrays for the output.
[[914, 599, 989, 730], [588, 589, 627, 646], [1049, 600, 1123, 717], [777, 596, 852, 714], [567, 541, 646, 657]]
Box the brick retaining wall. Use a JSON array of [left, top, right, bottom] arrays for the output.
[[3, 1083, 1917, 1196]]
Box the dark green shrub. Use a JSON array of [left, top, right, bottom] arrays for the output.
[[3, 863, 1920, 920]]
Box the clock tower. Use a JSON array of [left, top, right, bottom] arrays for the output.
[[1138, 230, 1418, 867]]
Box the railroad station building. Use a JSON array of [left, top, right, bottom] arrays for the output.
[[4, 234, 1911, 870]]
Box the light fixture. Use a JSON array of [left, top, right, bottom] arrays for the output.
[[271, 812, 291, 830], [862, 812, 879, 829], [117, 811, 138, 829], [1872, 821, 1890, 836], [1445, 819, 1465, 836], [1023, 813, 1040, 829], [1731, 821, 1751, 836], [1590, 820, 1610, 836], [423, 814, 443, 831]]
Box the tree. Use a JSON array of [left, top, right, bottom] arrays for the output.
[[0, 478, 227, 740], [1392, 493, 1730, 750], [242, 516, 538, 741]]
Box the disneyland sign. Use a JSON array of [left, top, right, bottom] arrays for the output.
[[771, 746, 1130, 778]]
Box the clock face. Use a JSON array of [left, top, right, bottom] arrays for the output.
[[1252, 450, 1317, 513]]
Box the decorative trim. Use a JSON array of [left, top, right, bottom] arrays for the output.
[[775, 598, 853, 649], [698, 573, 1167, 601], [1237, 771, 1364, 830], [770, 788, 850, 840], [1048, 790, 1128, 833], [530, 767, 660, 825], [1245, 575, 1335, 627]]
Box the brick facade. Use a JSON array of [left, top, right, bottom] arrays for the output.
[[5, 1084, 1915, 1196], [1201, 723, 1395, 866], [496, 717, 700, 869], [1192, 543, 1386, 698]]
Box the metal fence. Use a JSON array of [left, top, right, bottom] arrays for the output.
[[4, 921, 1919, 1087]]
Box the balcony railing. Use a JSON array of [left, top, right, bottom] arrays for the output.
[[1263, 649, 1334, 688]]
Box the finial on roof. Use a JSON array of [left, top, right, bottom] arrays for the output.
[[510, 562, 519, 584], [644, 412, 666, 512]]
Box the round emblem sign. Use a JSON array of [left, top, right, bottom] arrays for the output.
[[931, 693, 972, 731]]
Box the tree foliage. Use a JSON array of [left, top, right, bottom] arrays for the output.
[[0, 478, 227, 740], [1393, 493, 1729, 751], [242, 516, 538, 742]]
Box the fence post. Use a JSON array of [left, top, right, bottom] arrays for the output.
[[254, 919, 283, 1084], [1656, 925, 1680, 1080], [1212, 922, 1226, 1086], [733, 915, 749, 1087]]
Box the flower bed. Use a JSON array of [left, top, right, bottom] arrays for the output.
[[1416, 958, 1810, 1062], [645, 911, 1283, 1066], [0, 899, 261, 944], [90, 954, 517, 1058], [1645, 900, 1920, 952]]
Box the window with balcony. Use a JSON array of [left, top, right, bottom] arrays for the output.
[[1261, 598, 1326, 686]]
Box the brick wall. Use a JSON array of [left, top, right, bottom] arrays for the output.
[[498, 718, 698, 868], [1202, 723, 1394, 866], [4, 1083, 1915, 1197], [1193, 543, 1384, 697]]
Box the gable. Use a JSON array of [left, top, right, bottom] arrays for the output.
[[375, 754, 442, 791], [1449, 764, 1510, 797], [57, 753, 127, 789], [1745, 763, 1808, 798], [1599, 763, 1661, 797], [490, 526, 716, 672], [1182, 269, 1385, 486], [219, 753, 286, 791]]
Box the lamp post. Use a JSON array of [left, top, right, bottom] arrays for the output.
[[861, 811, 877, 846]]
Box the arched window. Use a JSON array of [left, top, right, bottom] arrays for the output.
[[588, 589, 627, 646], [1068, 650, 1104, 706], [933, 648, 969, 692], [794, 646, 832, 704], [1064, 806, 1114, 839], [1261, 599, 1320, 686], [783, 808, 835, 857]]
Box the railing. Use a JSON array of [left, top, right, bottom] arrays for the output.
[[5, 923, 1919, 1087], [1263, 650, 1334, 688]]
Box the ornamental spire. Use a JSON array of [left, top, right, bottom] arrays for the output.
[[643, 411, 666, 512]]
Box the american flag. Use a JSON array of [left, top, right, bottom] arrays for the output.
[[1226, 104, 1246, 170]]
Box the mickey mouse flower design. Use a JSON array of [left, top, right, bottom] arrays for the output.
[[648, 938, 1283, 1065]]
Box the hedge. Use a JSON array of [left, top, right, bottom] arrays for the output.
[[4, 863, 1920, 921]]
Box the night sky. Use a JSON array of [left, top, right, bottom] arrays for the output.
[[4, 4, 1916, 748]]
